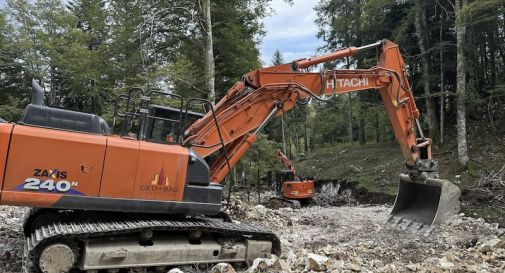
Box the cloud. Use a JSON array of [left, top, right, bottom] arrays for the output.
[[260, 0, 321, 66]]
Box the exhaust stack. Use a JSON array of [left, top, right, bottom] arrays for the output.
[[31, 79, 45, 106]]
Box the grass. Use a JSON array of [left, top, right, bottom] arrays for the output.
[[292, 120, 505, 225], [296, 141, 403, 195]]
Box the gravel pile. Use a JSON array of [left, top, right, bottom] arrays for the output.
[[227, 198, 505, 272], [0, 206, 27, 273], [0, 202, 504, 273]]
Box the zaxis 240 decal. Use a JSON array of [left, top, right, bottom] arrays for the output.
[[16, 169, 81, 194]]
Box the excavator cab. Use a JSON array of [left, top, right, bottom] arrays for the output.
[[274, 170, 297, 194], [142, 105, 204, 143], [113, 88, 205, 144]]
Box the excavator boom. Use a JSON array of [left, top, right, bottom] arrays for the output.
[[185, 39, 461, 227]]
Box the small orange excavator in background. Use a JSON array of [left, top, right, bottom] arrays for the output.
[[269, 149, 314, 208], [0, 39, 461, 273]]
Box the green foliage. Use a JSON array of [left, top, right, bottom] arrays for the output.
[[271, 49, 284, 65], [458, 0, 505, 26], [310, 0, 505, 150], [236, 134, 280, 179], [170, 0, 266, 99], [0, 0, 271, 115]]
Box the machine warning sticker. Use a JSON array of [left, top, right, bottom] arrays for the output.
[[15, 169, 82, 195]]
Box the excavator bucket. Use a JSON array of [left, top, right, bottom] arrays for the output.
[[389, 174, 461, 228]]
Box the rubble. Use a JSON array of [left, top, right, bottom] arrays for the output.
[[0, 199, 504, 273], [229, 198, 505, 273], [245, 255, 291, 273]]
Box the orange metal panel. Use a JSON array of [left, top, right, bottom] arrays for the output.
[[283, 180, 314, 200], [99, 136, 140, 198], [1, 191, 61, 207], [2, 125, 106, 199], [132, 142, 188, 202], [0, 123, 14, 199]]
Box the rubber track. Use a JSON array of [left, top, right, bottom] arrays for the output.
[[24, 218, 280, 272]]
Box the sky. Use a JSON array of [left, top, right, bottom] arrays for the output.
[[259, 0, 321, 66], [0, 0, 322, 66]]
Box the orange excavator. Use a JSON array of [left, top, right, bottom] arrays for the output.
[[0, 40, 460, 273], [269, 149, 314, 208]]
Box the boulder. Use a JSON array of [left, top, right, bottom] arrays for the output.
[[254, 205, 267, 215], [209, 263, 236, 273], [305, 253, 333, 271], [167, 269, 184, 273]]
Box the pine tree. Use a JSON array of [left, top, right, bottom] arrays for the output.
[[271, 49, 284, 65]]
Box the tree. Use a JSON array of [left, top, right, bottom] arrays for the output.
[[0, 9, 31, 121], [200, 0, 215, 104], [271, 49, 284, 65], [414, 0, 440, 143], [455, 0, 469, 167]]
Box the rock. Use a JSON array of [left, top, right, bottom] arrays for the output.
[[209, 263, 236, 273], [406, 263, 420, 271], [478, 238, 501, 253], [246, 255, 290, 273], [245, 210, 258, 219], [497, 237, 505, 249], [305, 253, 333, 271], [330, 260, 346, 271], [381, 264, 396, 273], [167, 269, 184, 273], [280, 207, 293, 213], [438, 257, 454, 270], [347, 262, 361, 272], [286, 250, 298, 266], [254, 205, 267, 215]]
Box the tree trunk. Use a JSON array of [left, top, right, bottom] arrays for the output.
[[358, 115, 365, 145], [201, 0, 215, 104], [281, 115, 286, 153], [50, 66, 56, 106], [439, 11, 445, 144], [348, 93, 353, 142], [374, 113, 379, 143], [414, 0, 439, 143], [455, 0, 469, 167], [488, 24, 497, 87], [304, 113, 309, 154]]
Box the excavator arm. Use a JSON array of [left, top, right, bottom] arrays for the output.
[[184, 39, 461, 226], [185, 40, 418, 178], [275, 149, 297, 178]]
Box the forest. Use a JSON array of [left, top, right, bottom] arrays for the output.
[[0, 0, 504, 180], [0, 1, 505, 272]]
